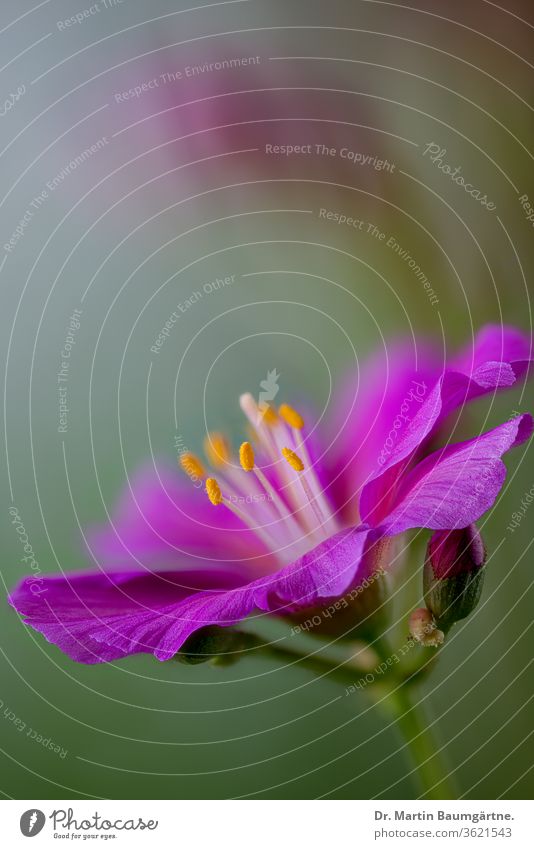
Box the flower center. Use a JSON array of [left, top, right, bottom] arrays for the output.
[[180, 394, 340, 565]]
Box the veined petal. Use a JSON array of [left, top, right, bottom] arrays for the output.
[[379, 414, 533, 535], [360, 326, 533, 525], [253, 525, 375, 611], [452, 324, 533, 381], [8, 569, 245, 664], [325, 340, 438, 520], [9, 527, 373, 664]]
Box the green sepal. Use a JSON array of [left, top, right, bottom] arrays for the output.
[[175, 626, 258, 665], [424, 560, 485, 630]]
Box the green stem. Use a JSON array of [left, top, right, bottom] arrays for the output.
[[259, 637, 457, 799], [261, 642, 362, 688], [378, 682, 457, 799]]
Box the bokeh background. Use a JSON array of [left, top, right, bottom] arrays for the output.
[[0, 0, 533, 800]]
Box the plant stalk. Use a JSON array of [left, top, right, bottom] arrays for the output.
[[259, 636, 457, 798], [378, 682, 457, 799]]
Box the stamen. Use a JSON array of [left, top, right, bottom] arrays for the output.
[[281, 447, 305, 472], [239, 396, 334, 546], [179, 452, 205, 480], [205, 477, 222, 506], [279, 405, 338, 534], [205, 475, 283, 561], [199, 389, 339, 561], [279, 403, 304, 430], [238, 440, 304, 542], [213, 441, 279, 528], [239, 392, 278, 461], [282, 447, 327, 533], [291, 432, 338, 535], [204, 432, 230, 467], [239, 441, 255, 472], [258, 402, 278, 426], [240, 392, 260, 424]]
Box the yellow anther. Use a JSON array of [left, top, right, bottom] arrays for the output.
[[203, 432, 230, 467], [279, 403, 304, 430], [239, 441, 255, 472], [205, 478, 222, 506], [258, 402, 278, 425], [179, 453, 205, 479], [281, 447, 304, 472]]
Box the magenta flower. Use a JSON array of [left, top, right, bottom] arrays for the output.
[[9, 325, 532, 664]]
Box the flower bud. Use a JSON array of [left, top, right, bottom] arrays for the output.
[[423, 525, 486, 629]]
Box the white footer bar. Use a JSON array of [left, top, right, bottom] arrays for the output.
[[1, 799, 530, 847]]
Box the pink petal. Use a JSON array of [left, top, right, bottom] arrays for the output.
[[9, 528, 373, 664], [8, 569, 244, 664], [452, 324, 533, 380], [324, 340, 438, 521], [361, 326, 533, 526], [380, 415, 533, 535]]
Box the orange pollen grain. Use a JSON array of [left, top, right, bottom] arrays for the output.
[[281, 447, 304, 472], [239, 441, 255, 472], [204, 432, 230, 467], [258, 402, 278, 426], [179, 453, 205, 479], [278, 403, 304, 430], [205, 477, 222, 506]]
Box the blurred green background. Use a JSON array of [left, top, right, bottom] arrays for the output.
[[1, 0, 533, 799]]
